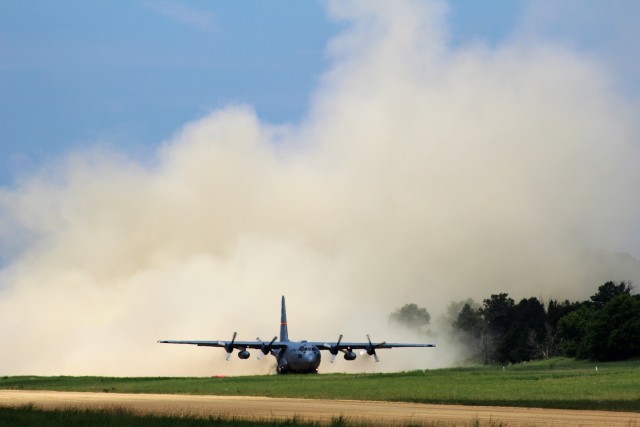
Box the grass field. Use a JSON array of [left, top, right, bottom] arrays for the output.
[[0, 405, 372, 427], [2, 358, 639, 412]]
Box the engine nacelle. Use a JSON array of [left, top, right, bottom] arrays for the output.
[[344, 351, 357, 361], [238, 350, 250, 359], [277, 359, 289, 374]]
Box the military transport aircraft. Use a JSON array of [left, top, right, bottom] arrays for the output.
[[158, 296, 436, 374]]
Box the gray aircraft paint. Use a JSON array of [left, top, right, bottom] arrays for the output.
[[159, 296, 435, 374]]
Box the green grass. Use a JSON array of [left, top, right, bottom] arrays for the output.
[[0, 405, 368, 427], [0, 405, 479, 427], [2, 358, 639, 412]]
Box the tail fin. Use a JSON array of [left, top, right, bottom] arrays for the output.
[[280, 295, 289, 342]]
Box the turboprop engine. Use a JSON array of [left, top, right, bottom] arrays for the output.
[[344, 350, 356, 361]]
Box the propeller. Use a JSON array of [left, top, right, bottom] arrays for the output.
[[366, 334, 386, 363], [222, 332, 237, 361], [257, 336, 278, 360], [327, 334, 343, 363]]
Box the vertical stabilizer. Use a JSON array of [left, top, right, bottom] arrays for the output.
[[280, 295, 289, 342]]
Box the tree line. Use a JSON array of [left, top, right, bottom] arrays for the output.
[[389, 281, 640, 364]]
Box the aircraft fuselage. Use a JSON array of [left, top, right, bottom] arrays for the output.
[[274, 341, 321, 374]]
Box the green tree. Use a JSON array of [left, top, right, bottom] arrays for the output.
[[500, 297, 546, 363], [585, 293, 640, 361], [479, 293, 515, 362], [453, 302, 487, 363], [557, 304, 596, 358], [454, 303, 483, 335], [534, 298, 580, 359], [546, 299, 580, 328], [389, 303, 431, 334], [481, 293, 515, 335], [556, 281, 636, 360], [590, 281, 633, 309]]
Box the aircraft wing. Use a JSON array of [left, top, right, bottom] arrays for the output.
[[311, 336, 435, 362], [158, 339, 288, 349], [313, 341, 436, 350]]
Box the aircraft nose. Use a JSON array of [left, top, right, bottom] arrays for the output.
[[304, 353, 317, 364]]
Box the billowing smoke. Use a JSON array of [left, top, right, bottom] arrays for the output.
[[1, 0, 639, 376]]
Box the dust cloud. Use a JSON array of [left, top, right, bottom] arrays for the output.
[[1, 0, 639, 376]]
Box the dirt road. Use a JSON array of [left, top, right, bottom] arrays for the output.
[[1, 390, 638, 426]]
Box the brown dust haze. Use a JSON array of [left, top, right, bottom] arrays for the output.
[[1, 1, 639, 376]]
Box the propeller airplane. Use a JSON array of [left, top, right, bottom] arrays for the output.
[[158, 295, 436, 374]]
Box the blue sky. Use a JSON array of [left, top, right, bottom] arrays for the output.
[[0, 1, 330, 181], [0, 0, 527, 185], [0, 0, 638, 185]]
